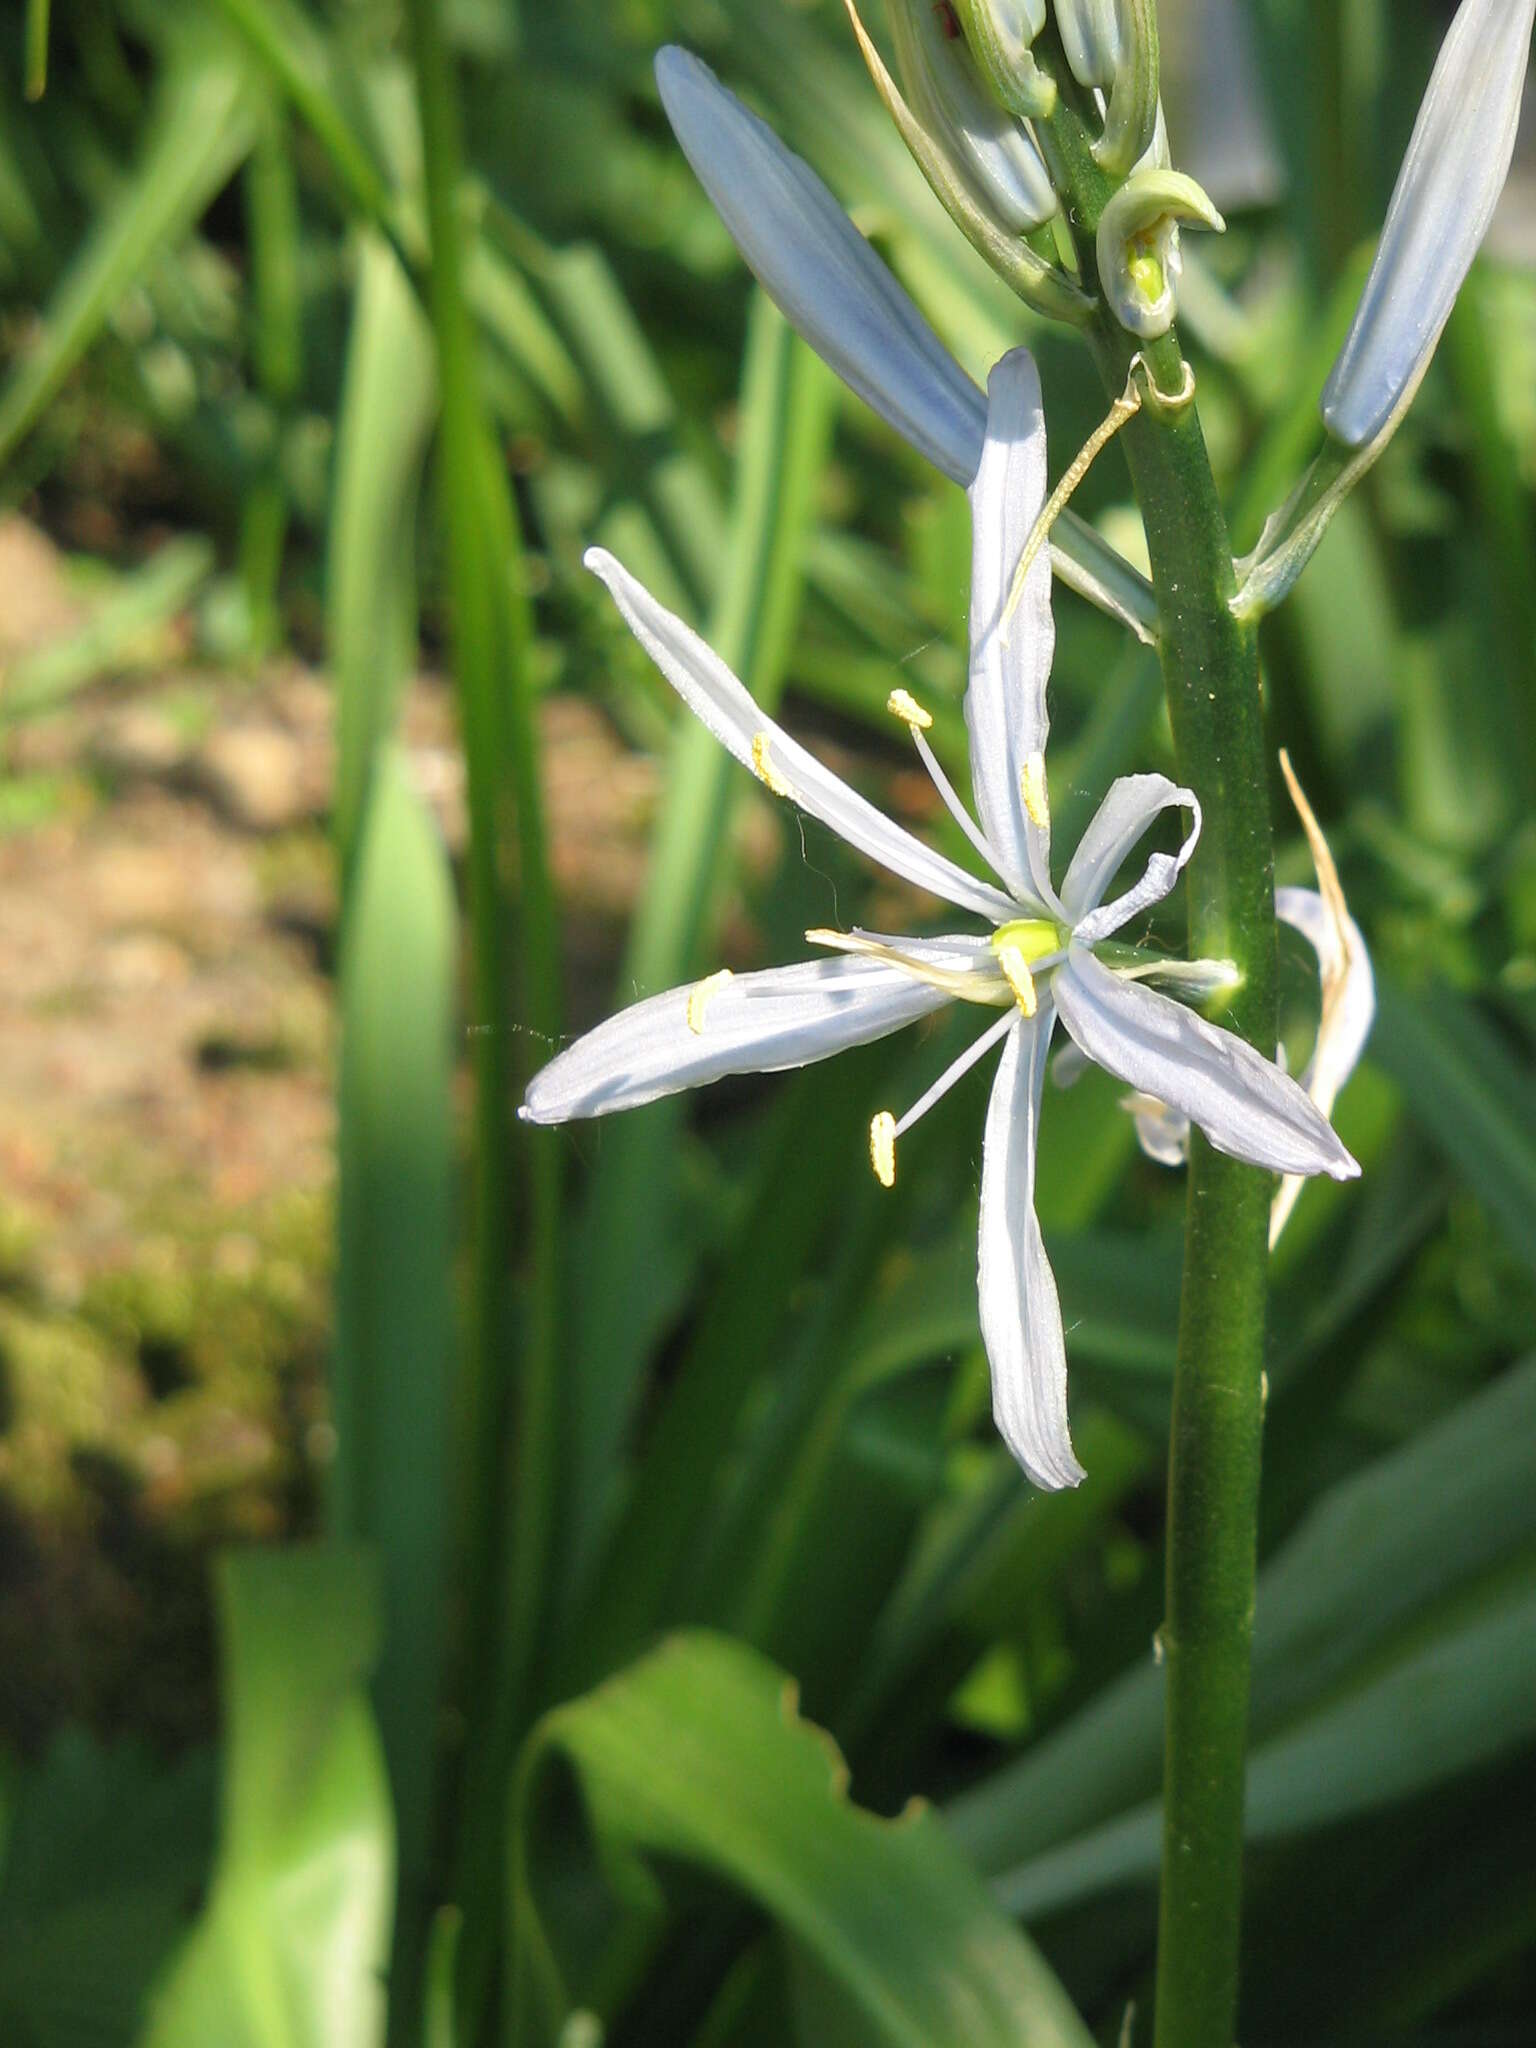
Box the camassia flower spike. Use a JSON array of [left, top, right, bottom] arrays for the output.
[[1235, 0, 1536, 619], [522, 350, 1359, 1491]]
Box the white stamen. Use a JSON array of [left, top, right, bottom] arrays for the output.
[[894, 1008, 1017, 1138], [911, 726, 1010, 881], [804, 927, 1012, 1005], [686, 968, 734, 1035]]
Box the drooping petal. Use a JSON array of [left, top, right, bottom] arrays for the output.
[[1053, 945, 1360, 1179], [655, 45, 985, 485], [1061, 773, 1200, 940], [977, 1010, 1086, 1490], [521, 956, 949, 1124], [964, 348, 1061, 910], [587, 548, 1017, 923], [1321, 0, 1536, 448], [1269, 885, 1376, 1242], [1124, 1091, 1191, 1167]]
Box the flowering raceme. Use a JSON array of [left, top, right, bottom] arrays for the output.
[[522, 351, 1357, 1489]]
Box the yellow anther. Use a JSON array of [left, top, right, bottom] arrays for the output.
[[887, 688, 933, 732], [997, 943, 1038, 1017], [869, 1111, 897, 1188], [751, 731, 792, 799], [686, 968, 734, 1036], [1020, 751, 1051, 830]]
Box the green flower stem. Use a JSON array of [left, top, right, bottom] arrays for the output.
[[1040, 60, 1277, 2048]]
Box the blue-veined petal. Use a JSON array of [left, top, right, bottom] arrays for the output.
[[520, 955, 951, 1123], [587, 548, 1019, 922], [1321, 0, 1536, 447], [1061, 772, 1199, 939], [1053, 945, 1360, 1179], [655, 45, 985, 484], [965, 348, 1062, 910], [977, 1008, 1086, 1490]]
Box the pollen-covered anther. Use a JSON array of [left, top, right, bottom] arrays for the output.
[[997, 942, 1038, 1017], [685, 968, 734, 1036], [751, 731, 792, 798], [1020, 750, 1050, 829], [887, 687, 933, 731], [869, 1110, 897, 1188]]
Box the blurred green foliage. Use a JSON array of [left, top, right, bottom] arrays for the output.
[[1, 1, 1534, 2044]]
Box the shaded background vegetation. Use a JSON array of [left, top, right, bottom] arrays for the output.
[[0, 1, 1534, 2043]]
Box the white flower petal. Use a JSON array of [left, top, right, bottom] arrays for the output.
[[1126, 1091, 1192, 1167], [1321, 0, 1536, 448], [1053, 946, 1360, 1180], [1056, 0, 1123, 87], [1275, 886, 1375, 1113], [978, 1010, 1086, 1490], [1269, 884, 1376, 1243], [964, 348, 1061, 909], [1062, 773, 1200, 940], [521, 957, 949, 1124], [655, 46, 985, 485], [587, 547, 1017, 922]]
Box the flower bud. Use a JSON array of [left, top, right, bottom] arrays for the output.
[[1055, 0, 1160, 173], [950, 0, 1057, 120], [885, 0, 1058, 233], [843, 1, 1092, 324], [1096, 168, 1223, 340], [1321, 0, 1536, 448]]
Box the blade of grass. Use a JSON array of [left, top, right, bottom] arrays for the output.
[[561, 293, 836, 1600], [24, 0, 50, 100], [329, 229, 437, 874], [0, 46, 256, 470], [334, 748, 456, 1915], [205, 0, 396, 229], [401, 2, 561, 2023], [238, 108, 301, 652]]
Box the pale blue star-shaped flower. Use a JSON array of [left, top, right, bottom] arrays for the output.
[[522, 351, 1358, 1489]]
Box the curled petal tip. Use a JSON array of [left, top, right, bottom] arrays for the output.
[[1096, 169, 1223, 340]]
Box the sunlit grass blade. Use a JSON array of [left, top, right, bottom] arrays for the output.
[[25, 0, 50, 100], [400, 2, 561, 2021], [328, 229, 438, 873], [333, 750, 456, 1923], [237, 109, 301, 653], [205, 0, 395, 228], [511, 1632, 1094, 2048], [0, 49, 256, 470], [562, 292, 835, 1598], [142, 1547, 394, 2048]]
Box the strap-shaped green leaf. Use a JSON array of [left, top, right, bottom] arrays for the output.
[[510, 1630, 1092, 2048], [142, 1547, 394, 2048]]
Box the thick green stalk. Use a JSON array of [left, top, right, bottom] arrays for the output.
[[1039, 65, 1278, 2048]]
